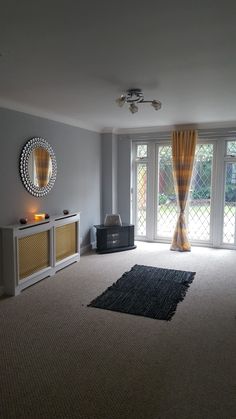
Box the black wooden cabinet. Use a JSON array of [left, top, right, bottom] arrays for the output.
[[94, 224, 136, 253]]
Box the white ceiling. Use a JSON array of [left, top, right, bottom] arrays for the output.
[[1, 1, 236, 132]]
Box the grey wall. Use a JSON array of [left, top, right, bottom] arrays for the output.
[[0, 107, 101, 285], [117, 135, 132, 224], [101, 133, 113, 219], [101, 133, 118, 220], [112, 134, 118, 214], [101, 133, 131, 225]]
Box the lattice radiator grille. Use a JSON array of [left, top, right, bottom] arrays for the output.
[[56, 222, 77, 262], [19, 231, 50, 280]]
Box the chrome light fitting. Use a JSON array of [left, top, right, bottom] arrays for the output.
[[116, 88, 162, 114]]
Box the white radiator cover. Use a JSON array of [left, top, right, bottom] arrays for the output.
[[1, 212, 80, 296]]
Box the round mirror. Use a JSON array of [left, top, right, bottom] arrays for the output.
[[20, 138, 57, 197]]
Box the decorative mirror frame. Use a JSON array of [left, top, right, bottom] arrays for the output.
[[19, 137, 57, 197]]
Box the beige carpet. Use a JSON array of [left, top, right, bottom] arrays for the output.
[[0, 242, 235, 419]]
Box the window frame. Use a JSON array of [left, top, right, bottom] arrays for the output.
[[131, 137, 236, 250], [222, 140, 236, 246]]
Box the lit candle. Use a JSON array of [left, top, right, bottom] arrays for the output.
[[34, 213, 45, 221]]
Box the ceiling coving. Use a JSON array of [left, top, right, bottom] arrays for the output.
[[116, 89, 162, 114]]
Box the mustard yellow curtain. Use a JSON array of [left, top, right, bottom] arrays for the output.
[[34, 147, 50, 188], [170, 130, 197, 251]]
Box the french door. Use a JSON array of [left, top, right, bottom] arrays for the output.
[[222, 141, 236, 245], [132, 138, 236, 248]]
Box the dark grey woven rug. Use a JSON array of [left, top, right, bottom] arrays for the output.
[[88, 264, 195, 320]]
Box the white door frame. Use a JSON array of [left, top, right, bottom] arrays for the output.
[[131, 136, 236, 249]]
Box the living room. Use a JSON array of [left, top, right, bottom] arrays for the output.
[[0, 2, 235, 419]]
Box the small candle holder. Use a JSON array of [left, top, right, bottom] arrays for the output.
[[19, 218, 28, 225], [34, 213, 45, 221]]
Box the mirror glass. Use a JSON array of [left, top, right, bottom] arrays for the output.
[[20, 138, 57, 197], [28, 148, 53, 187]]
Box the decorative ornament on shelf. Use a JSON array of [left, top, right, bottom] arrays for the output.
[[116, 88, 162, 114], [104, 214, 122, 226], [63, 209, 69, 215], [19, 218, 28, 225], [45, 213, 50, 219]]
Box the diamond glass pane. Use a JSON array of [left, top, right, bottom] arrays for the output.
[[226, 141, 236, 156], [223, 162, 236, 244], [136, 163, 147, 236], [137, 144, 147, 158], [157, 146, 177, 237], [189, 144, 213, 241]]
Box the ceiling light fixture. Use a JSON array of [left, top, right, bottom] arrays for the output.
[[116, 88, 162, 114]]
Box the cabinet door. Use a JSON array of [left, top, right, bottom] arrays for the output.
[[55, 222, 77, 262], [18, 231, 50, 280]]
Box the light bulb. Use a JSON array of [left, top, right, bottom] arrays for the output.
[[151, 100, 162, 111], [129, 103, 138, 114], [116, 95, 126, 107]]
